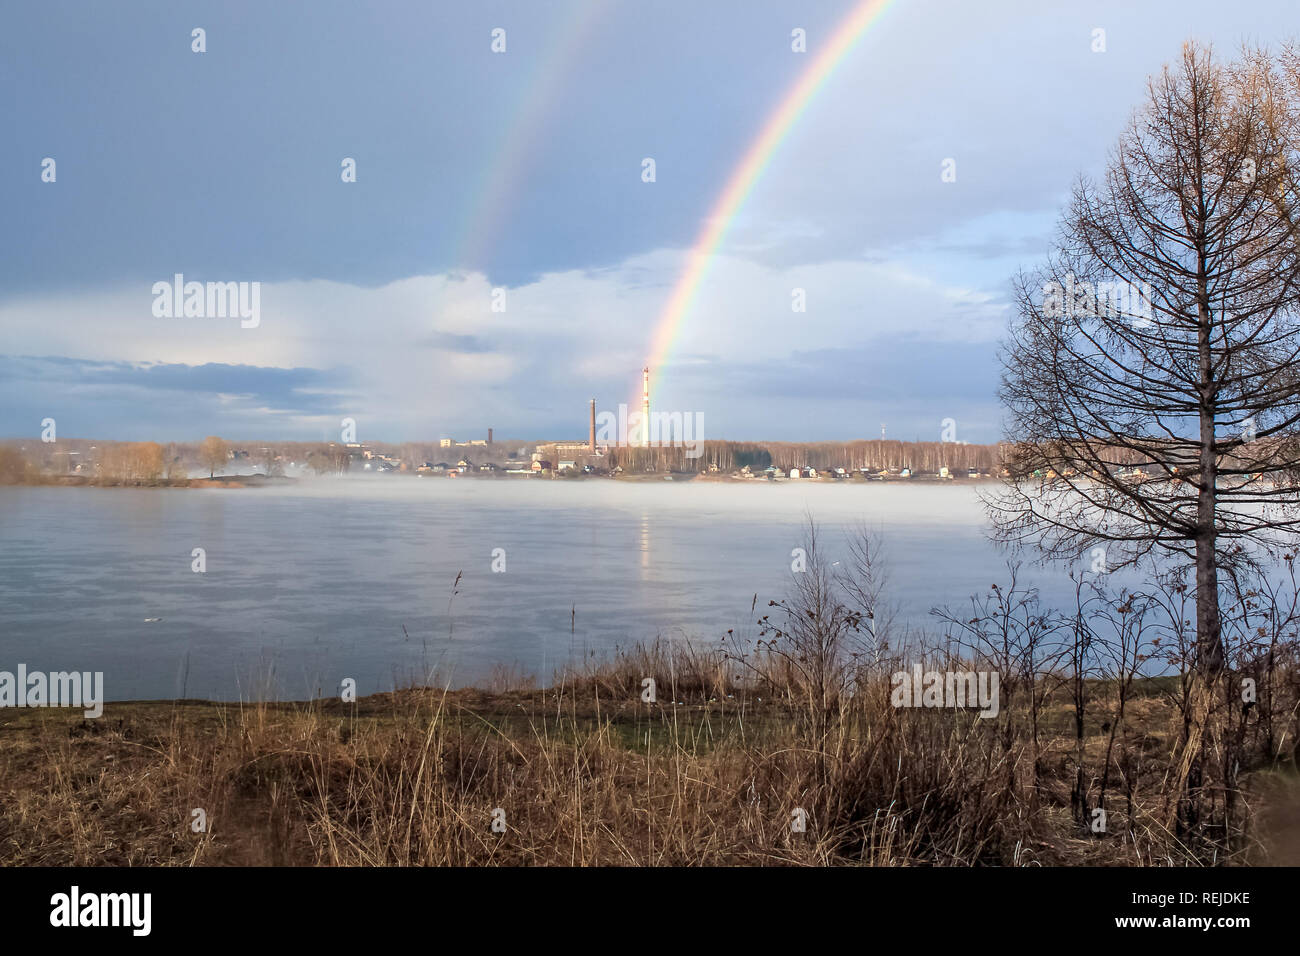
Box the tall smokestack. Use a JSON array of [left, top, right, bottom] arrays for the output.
[[642, 366, 651, 447], [488, 428, 493, 445], [589, 399, 596, 451]]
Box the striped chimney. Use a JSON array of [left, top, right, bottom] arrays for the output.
[[642, 366, 651, 447]]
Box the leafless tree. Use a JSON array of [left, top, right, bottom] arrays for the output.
[[993, 44, 1300, 676], [198, 436, 228, 478], [753, 521, 865, 749], [934, 565, 1065, 801], [993, 43, 1300, 829]]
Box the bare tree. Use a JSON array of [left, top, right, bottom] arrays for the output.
[[934, 565, 1065, 802], [738, 519, 899, 786], [256, 445, 283, 477], [164, 443, 187, 480], [993, 43, 1300, 829], [131, 441, 164, 480], [198, 436, 228, 478], [995, 43, 1300, 674]]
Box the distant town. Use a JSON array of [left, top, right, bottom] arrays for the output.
[[0, 429, 1007, 485], [0, 374, 1016, 484]]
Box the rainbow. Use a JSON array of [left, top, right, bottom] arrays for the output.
[[452, 2, 609, 272], [642, 0, 898, 398]]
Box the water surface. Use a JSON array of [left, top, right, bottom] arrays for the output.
[[0, 478, 1089, 700]]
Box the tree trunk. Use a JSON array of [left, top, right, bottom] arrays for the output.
[[1169, 253, 1228, 834], [1195, 250, 1225, 679], [1194, 535, 1223, 674]]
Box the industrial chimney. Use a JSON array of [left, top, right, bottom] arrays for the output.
[[488, 428, 493, 445], [641, 366, 651, 447], [589, 399, 596, 451]]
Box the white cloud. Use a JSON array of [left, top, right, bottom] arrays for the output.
[[0, 244, 1008, 438]]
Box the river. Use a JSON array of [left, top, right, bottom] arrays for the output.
[[0, 478, 1096, 700]]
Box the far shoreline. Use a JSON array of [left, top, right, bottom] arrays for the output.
[[0, 471, 1003, 489], [0, 474, 299, 490]]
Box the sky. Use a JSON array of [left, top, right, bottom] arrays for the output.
[[1, 0, 1295, 444]]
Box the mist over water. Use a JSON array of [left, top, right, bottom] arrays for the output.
[[0, 479, 1102, 701]]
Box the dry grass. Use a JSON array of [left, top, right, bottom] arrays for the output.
[[2, 642, 1291, 867]]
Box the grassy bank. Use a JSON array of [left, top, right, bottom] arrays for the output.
[[1, 648, 1295, 866]]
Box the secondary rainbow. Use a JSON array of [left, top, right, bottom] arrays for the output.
[[453, 3, 609, 271], [643, 0, 898, 393]]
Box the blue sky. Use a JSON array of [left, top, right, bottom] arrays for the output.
[[1, 0, 1294, 443]]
